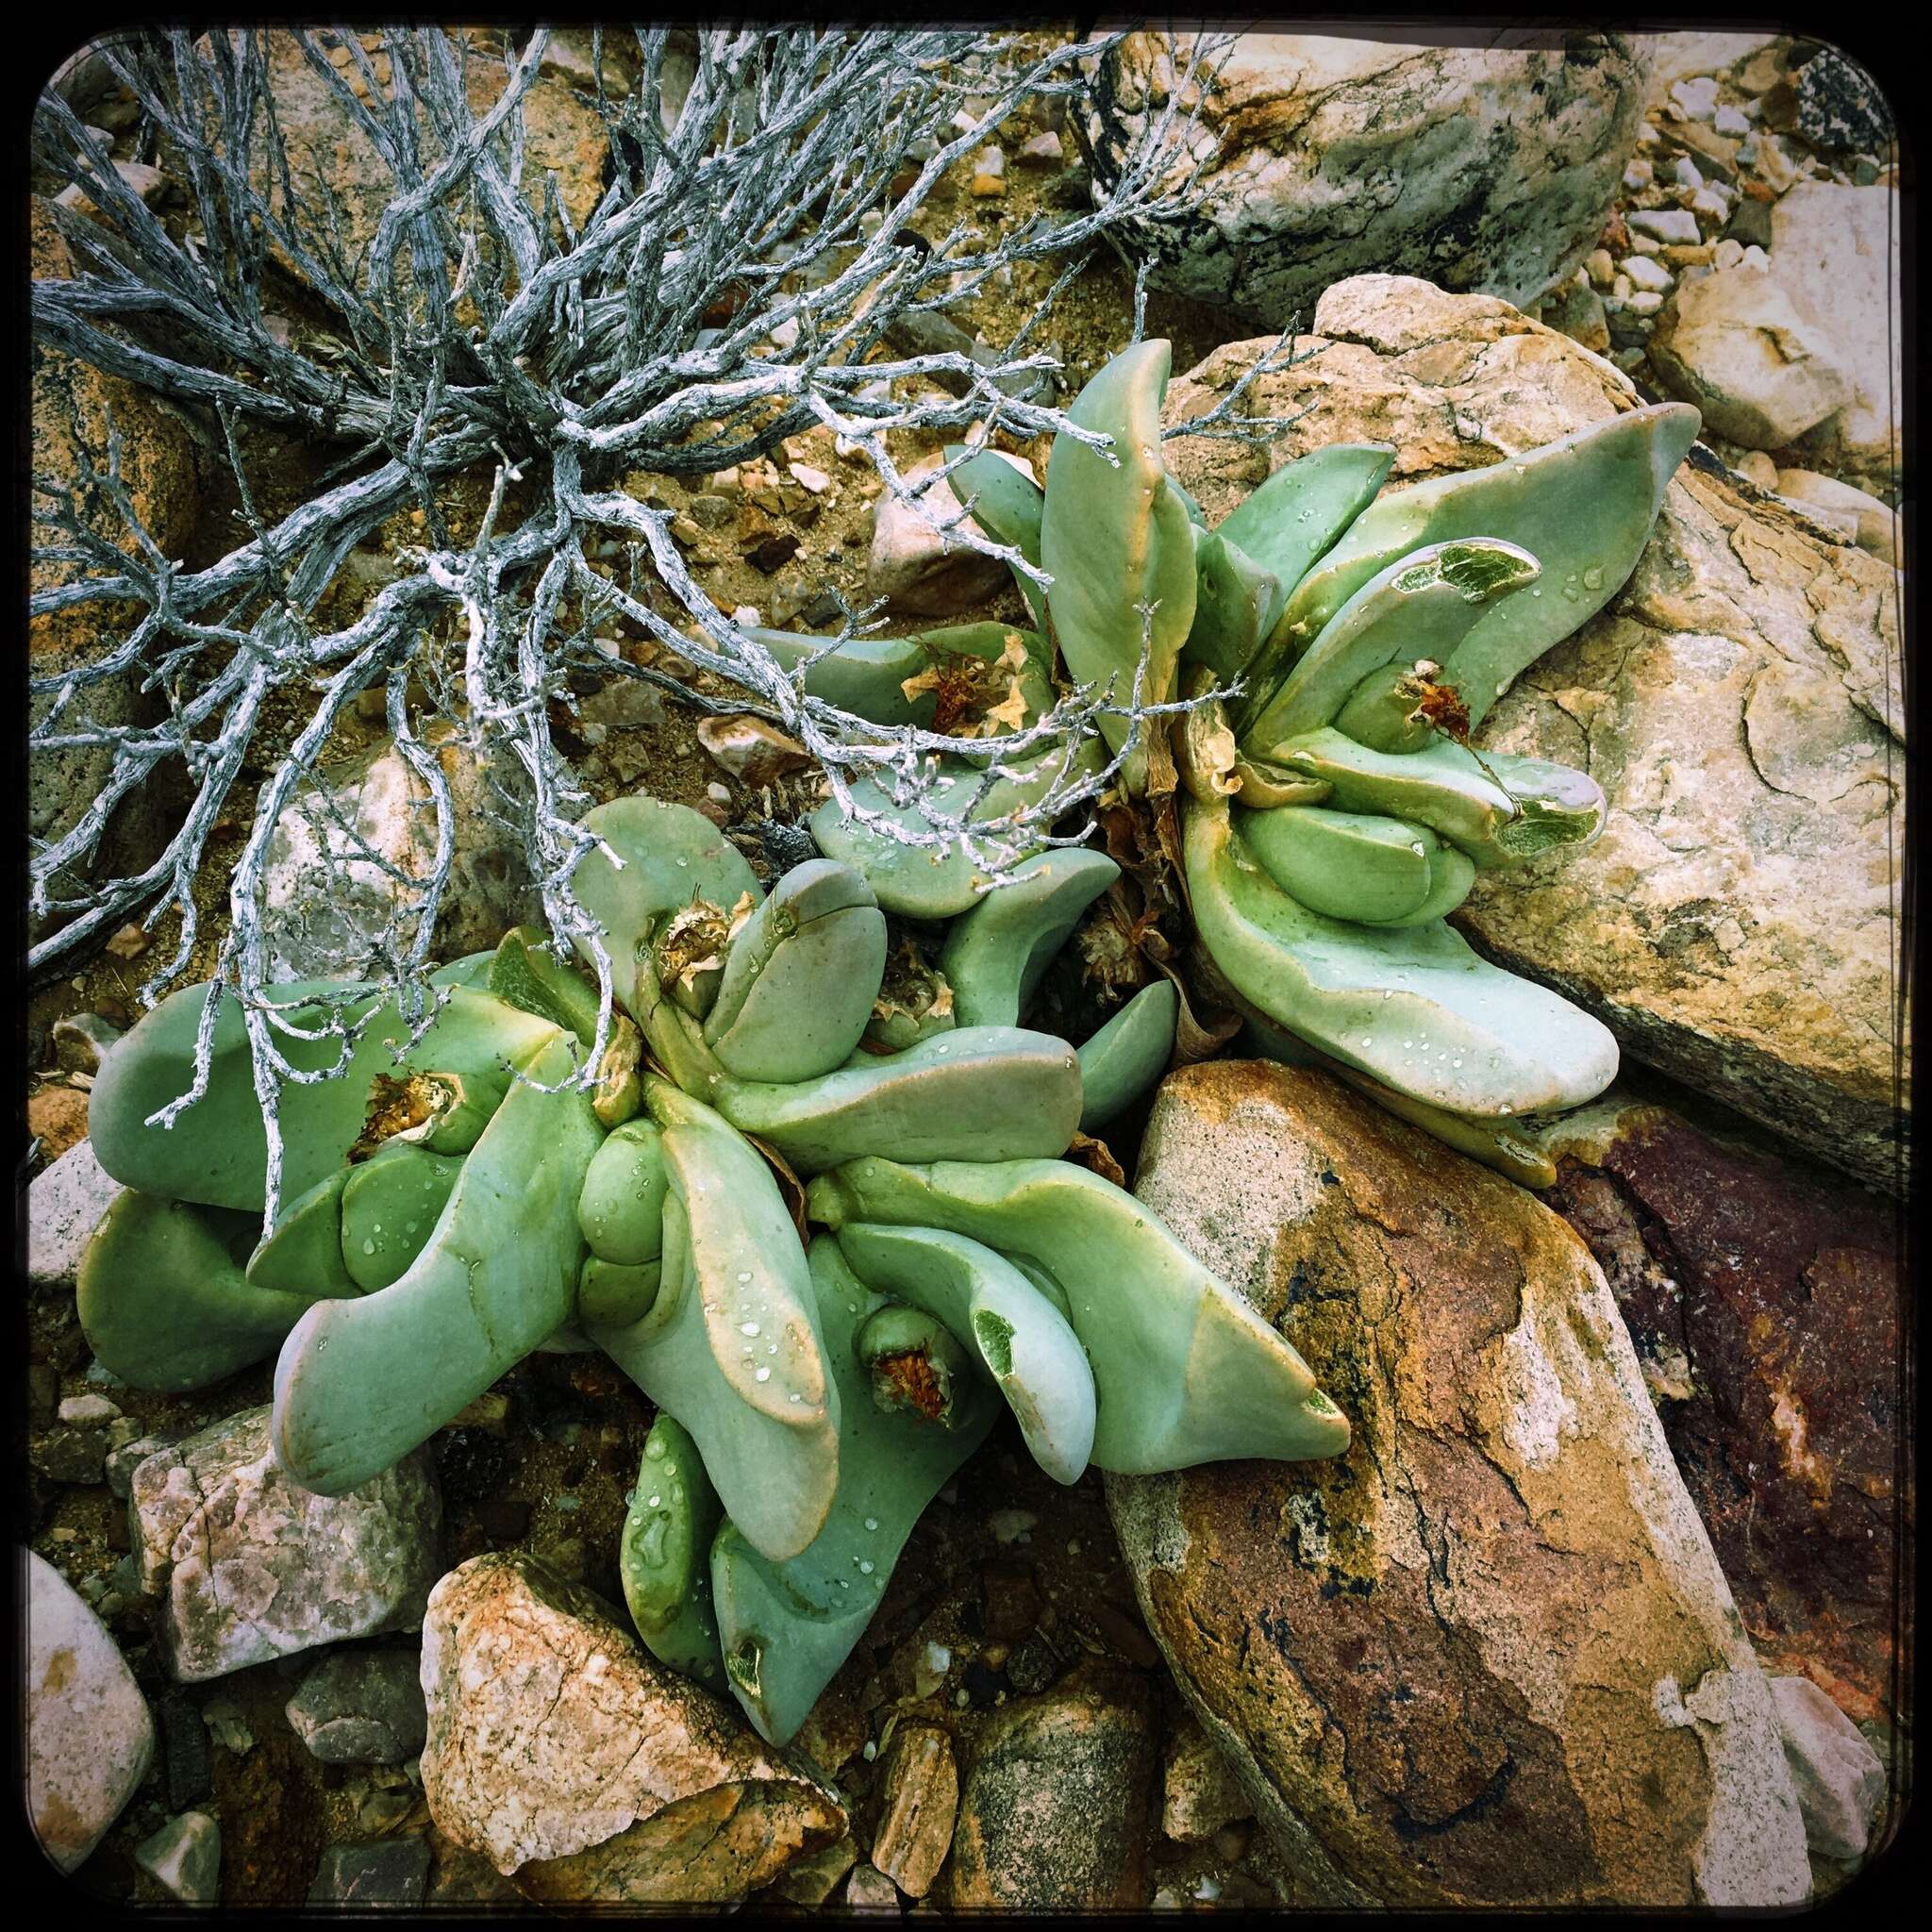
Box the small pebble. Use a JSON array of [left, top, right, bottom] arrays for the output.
[[1627, 208, 1701, 244], [1712, 237, 1746, 270], [1584, 248, 1616, 289], [1673, 156, 1704, 190], [1690, 187, 1733, 225], [1620, 255, 1673, 292], [1740, 243, 1771, 271], [1623, 291, 1663, 317], [1622, 158, 1654, 192], [1714, 104, 1751, 137], [58, 1394, 122, 1426]]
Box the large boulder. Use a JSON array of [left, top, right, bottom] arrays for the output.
[[1161, 275, 1906, 1190], [1770, 184, 1902, 493], [1079, 34, 1649, 327], [1537, 1097, 1904, 1727], [1106, 1060, 1810, 1908], [129, 1407, 442, 1681], [420, 1553, 846, 1903]]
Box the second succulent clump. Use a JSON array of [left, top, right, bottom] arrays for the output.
[[81, 792, 1346, 1746]]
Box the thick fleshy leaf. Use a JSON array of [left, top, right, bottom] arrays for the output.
[[78, 1193, 307, 1392], [1237, 538, 1540, 752], [837, 1222, 1096, 1485], [744, 625, 935, 728], [704, 861, 886, 1082], [712, 1026, 1082, 1174], [88, 981, 559, 1213], [619, 1413, 728, 1695], [1184, 796, 1618, 1117], [1235, 1014, 1558, 1190], [568, 796, 762, 1019], [1217, 442, 1396, 616], [708, 1237, 997, 1746], [339, 1141, 463, 1292], [1182, 528, 1285, 683], [245, 1166, 359, 1299], [1240, 805, 1472, 926], [938, 849, 1119, 1028], [1246, 403, 1700, 730], [577, 1119, 668, 1264], [805, 1155, 1350, 1472], [270, 1031, 602, 1496], [1260, 728, 1607, 870], [588, 1082, 840, 1564], [946, 443, 1048, 632], [1076, 980, 1179, 1131], [1040, 340, 1197, 789]]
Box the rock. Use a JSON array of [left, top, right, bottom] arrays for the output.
[[1689, 187, 1732, 226], [1018, 130, 1064, 167], [970, 145, 1006, 196], [1794, 47, 1891, 153], [1620, 254, 1673, 293], [1714, 104, 1751, 138], [131, 1407, 442, 1682], [1669, 75, 1721, 122], [1538, 1100, 1904, 1723], [693, 715, 811, 788], [1627, 208, 1701, 245], [1774, 469, 1895, 564], [1673, 156, 1704, 190], [865, 450, 1031, 617], [52, 1011, 123, 1074], [308, 1837, 431, 1906], [135, 1811, 222, 1904], [420, 1553, 845, 1901], [844, 1863, 903, 1910], [1622, 157, 1653, 192], [27, 1087, 90, 1163], [260, 724, 539, 979], [1637, 35, 1780, 91], [286, 1649, 429, 1764], [1107, 1061, 1812, 1907], [107, 1432, 178, 1501], [58, 1393, 120, 1426], [1732, 447, 1778, 487], [1160, 1709, 1255, 1843], [1769, 1676, 1887, 1860], [1769, 186, 1902, 491], [1162, 279, 1905, 1188], [29, 197, 201, 898], [25, 1138, 125, 1290], [1724, 193, 1774, 250], [868, 1722, 957, 1897], [945, 1659, 1155, 1909], [768, 1831, 860, 1905], [1584, 248, 1615, 288], [1078, 33, 1649, 326], [1543, 279, 1609, 354], [26, 1549, 156, 1873]]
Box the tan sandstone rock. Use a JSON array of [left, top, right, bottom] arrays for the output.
[[1106, 1059, 1811, 1908], [420, 1553, 845, 1904], [1161, 275, 1906, 1190]]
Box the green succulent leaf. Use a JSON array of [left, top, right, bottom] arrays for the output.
[[588, 1082, 841, 1563], [78, 1193, 308, 1392], [1184, 795, 1617, 1117], [339, 1141, 464, 1292], [938, 848, 1119, 1029], [1040, 339, 1197, 791], [245, 1166, 360, 1300], [1262, 728, 1607, 871], [838, 1221, 1096, 1484], [1237, 537, 1541, 752], [945, 442, 1048, 632], [269, 1029, 602, 1496], [703, 860, 886, 1082], [1246, 403, 1700, 731], [712, 1025, 1083, 1174], [619, 1413, 728, 1695], [1239, 805, 1474, 927], [805, 1153, 1349, 1472], [1182, 528, 1286, 684], [88, 981, 560, 1213], [708, 1236, 997, 1747], [1076, 980, 1179, 1131], [577, 1118, 668, 1265]]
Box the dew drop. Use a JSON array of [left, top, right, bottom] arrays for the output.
[[755, 1366, 771, 1381], [863, 1516, 878, 1531], [361, 1239, 375, 1255], [858, 1559, 874, 1574], [737, 1270, 752, 1283], [740, 1321, 760, 1337]]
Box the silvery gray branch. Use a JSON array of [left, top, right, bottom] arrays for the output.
[[28, 24, 1283, 1211]]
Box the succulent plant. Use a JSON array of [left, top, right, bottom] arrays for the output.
[[916, 339, 1699, 1181], [80, 791, 1347, 1745]]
